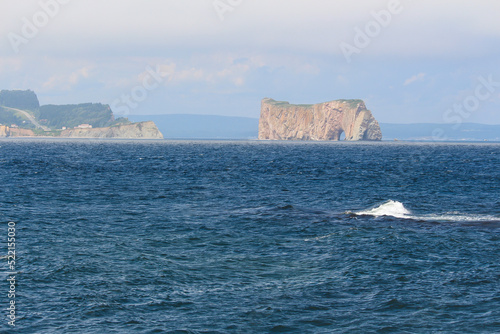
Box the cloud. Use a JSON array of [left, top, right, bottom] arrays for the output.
[[0, 57, 22, 74], [3, 0, 500, 58], [1, 1, 500, 122], [42, 66, 93, 90], [159, 54, 318, 86], [136, 60, 246, 86], [404, 73, 426, 86]]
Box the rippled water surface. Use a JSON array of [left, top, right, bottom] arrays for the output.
[[0, 140, 499, 333]]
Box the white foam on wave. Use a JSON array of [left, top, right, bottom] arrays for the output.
[[355, 200, 411, 218], [353, 200, 500, 222], [417, 213, 500, 222]]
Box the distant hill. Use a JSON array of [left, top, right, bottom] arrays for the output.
[[380, 123, 500, 141], [127, 114, 259, 139]]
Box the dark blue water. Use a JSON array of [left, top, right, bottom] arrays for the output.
[[1, 140, 499, 333]]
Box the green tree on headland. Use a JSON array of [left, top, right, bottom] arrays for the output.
[[0, 90, 40, 112], [39, 103, 116, 129], [0, 89, 132, 130]]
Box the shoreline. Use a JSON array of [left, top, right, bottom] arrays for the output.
[[1, 137, 499, 145]]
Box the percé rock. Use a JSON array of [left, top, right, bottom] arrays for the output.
[[258, 98, 382, 141], [60, 121, 163, 139]]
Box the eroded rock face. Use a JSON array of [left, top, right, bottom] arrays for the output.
[[0, 125, 35, 137], [0, 121, 163, 139], [60, 121, 163, 139], [0, 125, 9, 137], [258, 98, 382, 141]]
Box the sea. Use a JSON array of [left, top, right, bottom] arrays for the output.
[[0, 139, 499, 333]]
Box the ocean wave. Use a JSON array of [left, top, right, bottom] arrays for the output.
[[351, 200, 500, 223], [353, 200, 412, 219]]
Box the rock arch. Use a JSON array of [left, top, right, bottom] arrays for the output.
[[258, 98, 382, 141]]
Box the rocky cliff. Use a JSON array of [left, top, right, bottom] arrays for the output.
[[258, 98, 382, 141], [0, 125, 35, 137], [0, 121, 163, 139], [60, 121, 163, 139], [0, 125, 8, 137]]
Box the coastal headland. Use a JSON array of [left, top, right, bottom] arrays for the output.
[[0, 90, 163, 139]]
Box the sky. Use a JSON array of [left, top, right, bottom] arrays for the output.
[[1, 0, 500, 124]]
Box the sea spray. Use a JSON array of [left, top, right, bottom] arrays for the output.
[[355, 200, 411, 218]]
